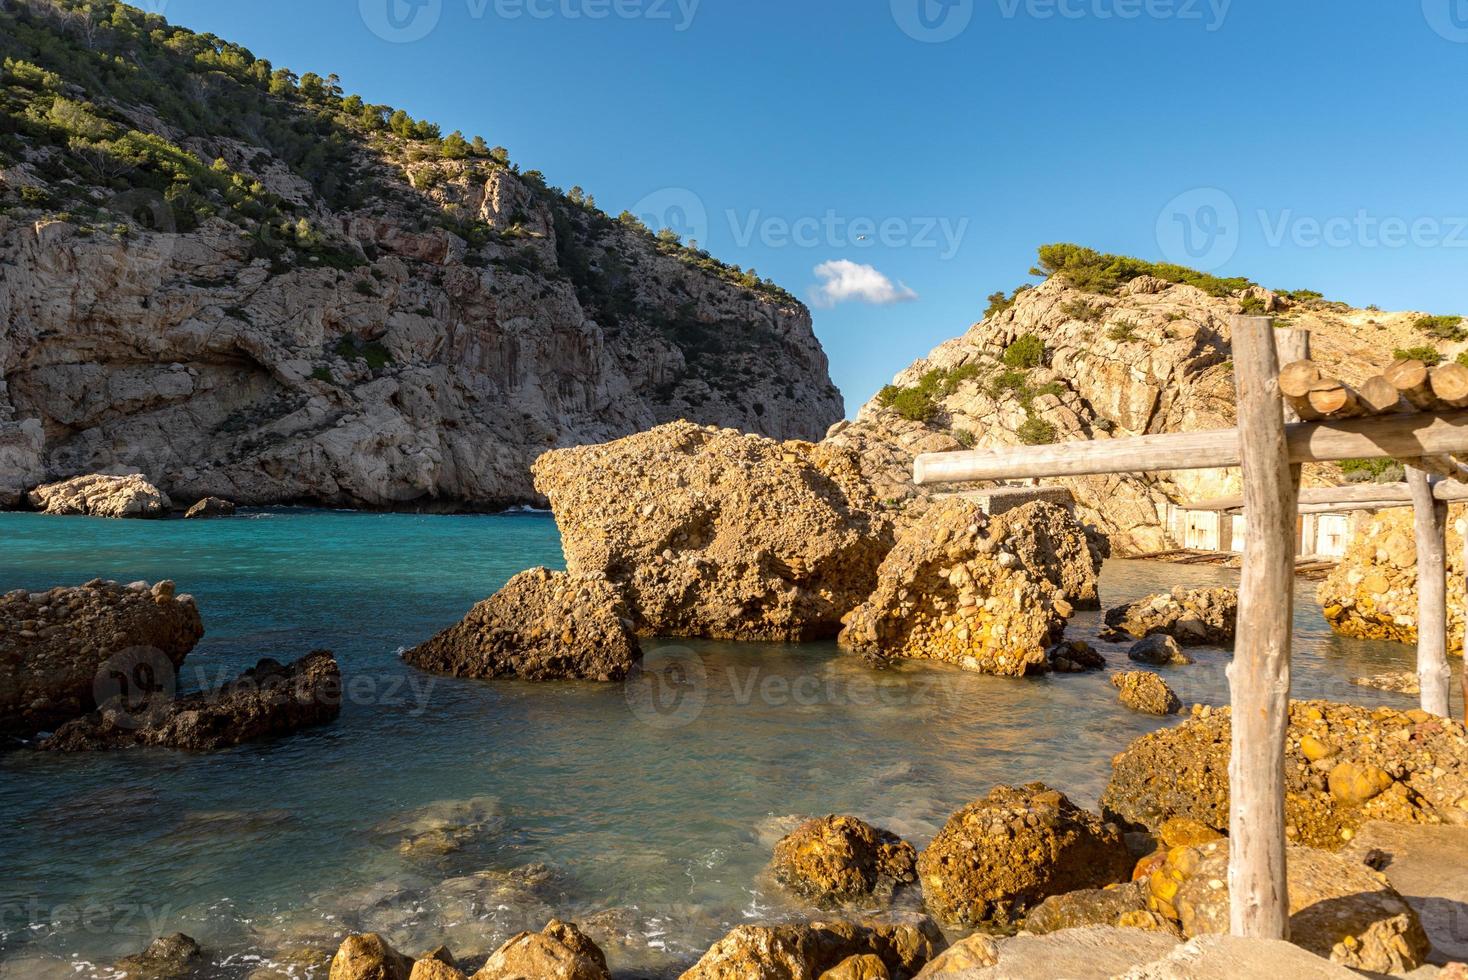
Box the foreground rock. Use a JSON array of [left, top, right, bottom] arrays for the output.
[[184, 496, 235, 519], [915, 926, 1179, 979], [1022, 880, 1173, 935], [1102, 701, 1468, 849], [916, 783, 1132, 926], [679, 917, 944, 980], [42, 650, 340, 751], [1114, 935, 1362, 980], [769, 815, 918, 907], [403, 568, 639, 681], [1, 578, 204, 737], [1142, 839, 1429, 974], [1112, 671, 1182, 715], [473, 919, 610, 980], [1318, 507, 1465, 653], [1127, 635, 1193, 667], [1101, 587, 1237, 646], [114, 933, 204, 978], [26, 472, 172, 518], [533, 421, 894, 641], [838, 500, 1098, 676], [329, 933, 414, 980], [1343, 821, 1468, 964]]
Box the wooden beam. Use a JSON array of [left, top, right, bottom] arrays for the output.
[[1409, 467, 1453, 718], [1228, 315, 1294, 940], [1184, 481, 1468, 513], [912, 411, 1468, 485]]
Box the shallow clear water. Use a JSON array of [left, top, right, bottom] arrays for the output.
[[0, 510, 1448, 977]]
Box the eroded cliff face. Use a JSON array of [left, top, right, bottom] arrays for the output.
[[0, 161, 841, 508], [829, 275, 1439, 554]]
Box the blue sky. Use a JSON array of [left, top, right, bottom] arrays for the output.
[[156, 0, 1468, 414]]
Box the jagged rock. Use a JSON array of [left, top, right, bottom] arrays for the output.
[[409, 961, 466, 980], [819, 954, 890, 980], [329, 933, 413, 980], [26, 472, 171, 518], [471, 919, 610, 980], [1102, 588, 1236, 646], [679, 917, 945, 980], [1049, 639, 1107, 672], [838, 500, 1096, 676], [1022, 881, 1174, 935], [1101, 701, 1468, 850], [1112, 671, 1182, 716], [0, 578, 204, 737], [769, 815, 918, 907], [1318, 507, 1468, 654], [916, 783, 1133, 927], [984, 499, 1106, 608], [532, 422, 894, 641], [1127, 634, 1194, 666], [1142, 839, 1429, 974], [184, 496, 235, 518], [42, 650, 340, 751], [914, 926, 1179, 979], [403, 568, 638, 681], [114, 933, 204, 979], [1115, 935, 1362, 979]]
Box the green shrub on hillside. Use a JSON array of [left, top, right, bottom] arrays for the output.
[[1415, 314, 1466, 341], [1060, 298, 1107, 323], [1239, 295, 1267, 315], [1002, 334, 1045, 368], [875, 363, 982, 422], [1017, 415, 1057, 445], [1032, 243, 1254, 297], [984, 285, 1030, 320], [1394, 346, 1443, 366], [1107, 320, 1139, 342]]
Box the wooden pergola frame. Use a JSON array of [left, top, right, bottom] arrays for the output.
[[911, 316, 1468, 939]]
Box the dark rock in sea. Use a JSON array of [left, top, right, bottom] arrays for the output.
[[1, 578, 204, 737], [768, 815, 918, 907], [1112, 670, 1182, 716], [1101, 587, 1237, 646], [41, 650, 340, 751], [184, 496, 236, 518], [1047, 639, 1105, 673], [1126, 634, 1194, 666], [114, 933, 203, 978], [403, 567, 639, 681]]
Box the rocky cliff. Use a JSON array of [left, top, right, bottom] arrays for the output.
[[829, 246, 1456, 554], [0, 0, 841, 508]]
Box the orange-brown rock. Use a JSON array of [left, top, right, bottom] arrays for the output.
[[769, 815, 918, 907], [471, 919, 610, 980], [678, 917, 944, 980]]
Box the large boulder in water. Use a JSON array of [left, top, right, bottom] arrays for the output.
[[532, 421, 894, 642], [1101, 701, 1468, 849], [837, 500, 1098, 676], [404, 568, 639, 681], [0, 578, 204, 737], [1101, 587, 1236, 646], [329, 933, 414, 980], [769, 815, 918, 907], [27, 471, 171, 517], [1112, 670, 1181, 716], [678, 917, 945, 979], [41, 650, 340, 751], [916, 783, 1133, 927], [471, 919, 610, 980], [1142, 839, 1429, 974]]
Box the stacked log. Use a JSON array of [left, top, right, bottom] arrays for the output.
[[1282, 358, 1468, 421]]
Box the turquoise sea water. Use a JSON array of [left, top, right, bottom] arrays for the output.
[[0, 510, 1445, 978]]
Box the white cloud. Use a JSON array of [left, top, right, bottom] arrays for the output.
[[808, 260, 918, 309]]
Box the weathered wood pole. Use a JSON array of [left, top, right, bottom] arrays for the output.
[[1228, 316, 1297, 940], [1408, 466, 1452, 717], [1463, 524, 1468, 724]]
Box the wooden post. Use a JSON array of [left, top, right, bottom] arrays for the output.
[[1408, 466, 1452, 717], [1228, 316, 1296, 940], [1463, 526, 1468, 725]]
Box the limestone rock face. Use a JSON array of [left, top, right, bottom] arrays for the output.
[[1102, 588, 1237, 646], [916, 783, 1133, 927], [26, 472, 171, 518], [403, 568, 639, 681], [471, 919, 610, 980], [329, 933, 414, 980], [837, 500, 1095, 676], [1112, 671, 1182, 716], [1143, 840, 1429, 974], [533, 422, 894, 641], [42, 650, 341, 751], [1101, 701, 1468, 849], [1318, 507, 1467, 655], [678, 918, 945, 980], [0, 578, 204, 737], [769, 815, 918, 907]]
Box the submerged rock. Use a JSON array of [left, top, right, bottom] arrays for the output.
[[1351, 670, 1421, 696], [41, 650, 340, 751], [0, 578, 204, 737], [1048, 639, 1106, 673], [1112, 671, 1182, 716], [184, 496, 236, 518], [472, 919, 610, 980], [1101, 587, 1237, 646], [838, 500, 1098, 676], [1126, 635, 1194, 667], [403, 568, 638, 681], [1101, 700, 1468, 849], [679, 917, 945, 980], [769, 815, 918, 908], [916, 783, 1132, 927], [27, 472, 171, 518], [1142, 839, 1429, 974], [114, 933, 204, 979], [532, 421, 895, 642], [329, 932, 414, 980]]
